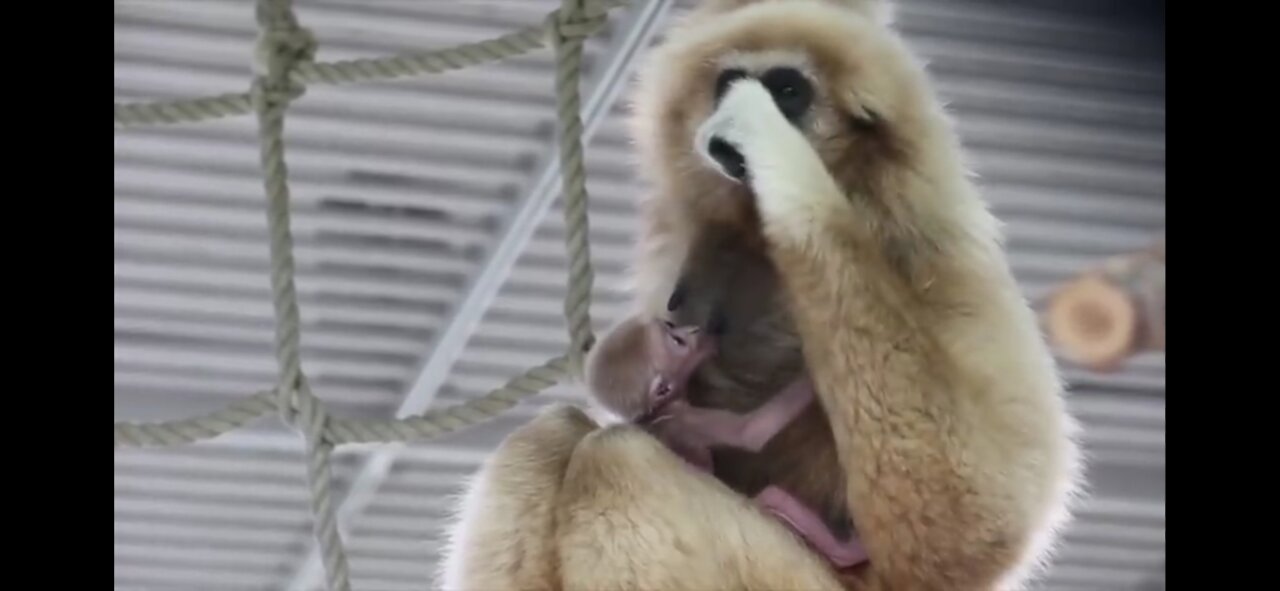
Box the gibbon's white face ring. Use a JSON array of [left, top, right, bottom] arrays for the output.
[[694, 50, 817, 183], [694, 77, 783, 184], [694, 101, 747, 184]]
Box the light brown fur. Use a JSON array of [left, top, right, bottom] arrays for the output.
[[443, 405, 849, 590], [440, 1, 1082, 589]]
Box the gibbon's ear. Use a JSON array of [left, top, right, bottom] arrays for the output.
[[692, 0, 894, 26], [849, 103, 880, 131], [845, 90, 887, 132]]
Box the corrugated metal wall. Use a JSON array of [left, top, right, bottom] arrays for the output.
[[114, 1, 1165, 589]]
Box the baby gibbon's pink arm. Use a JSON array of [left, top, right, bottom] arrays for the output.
[[647, 376, 813, 468], [680, 375, 815, 451]]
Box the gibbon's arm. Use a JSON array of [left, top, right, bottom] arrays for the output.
[[440, 405, 846, 591], [700, 78, 1068, 589]]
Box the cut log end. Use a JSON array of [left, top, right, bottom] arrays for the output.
[[1046, 274, 1139, 371]]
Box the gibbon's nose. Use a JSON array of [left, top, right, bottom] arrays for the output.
[[701, 67, 815, 182], [708, 138, 748, 180], [707, 68, 752, 181]]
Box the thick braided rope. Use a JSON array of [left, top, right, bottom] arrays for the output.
[[551, 1, 600, 375], [113, 1, 620, 589], [249, 0, 353, 587], [113, 357, 570, 449], [111, 3, 615, 450], [113, 1, 625, 128], [324, 356, 570, 444], [251, 0, 312, 428], [114, 392, 275, 448]]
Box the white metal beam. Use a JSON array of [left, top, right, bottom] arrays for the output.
[[400, 1, 676, 413], [280, 2, 675, 589]]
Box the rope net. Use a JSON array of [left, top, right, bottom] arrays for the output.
[[113, 1, 620, 588]]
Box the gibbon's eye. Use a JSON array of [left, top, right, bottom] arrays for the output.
[[760, 67, 813, 122], [714, 68, 750, 103]]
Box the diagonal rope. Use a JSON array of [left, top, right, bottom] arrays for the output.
[[113, 1, 625, 589], [113, 357, 571, 449], [114, 392, 276, 448]]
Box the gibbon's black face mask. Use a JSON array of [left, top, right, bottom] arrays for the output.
[[705, 67, 814, 182]]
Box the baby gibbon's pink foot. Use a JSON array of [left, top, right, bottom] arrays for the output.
[[755, 485, 869, 569]]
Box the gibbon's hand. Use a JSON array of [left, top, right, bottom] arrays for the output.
[[695, 78, 846, 243]]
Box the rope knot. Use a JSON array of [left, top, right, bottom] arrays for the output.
[[277, 377, 330, 442], [548, 0, 608, 45], [276, 380, 301, 427], [251, 24, 316, 109]]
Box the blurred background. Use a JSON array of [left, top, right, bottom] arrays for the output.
[[113, 1, 1165, 589]]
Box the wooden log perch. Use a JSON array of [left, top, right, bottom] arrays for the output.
[[1046, 240, 1165, 372]]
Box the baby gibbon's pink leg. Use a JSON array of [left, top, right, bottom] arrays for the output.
[[755, 485, 869, 569]]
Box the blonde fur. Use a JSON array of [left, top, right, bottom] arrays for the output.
[[439, 405, 846, 591], [440, 1, 1082, 589]]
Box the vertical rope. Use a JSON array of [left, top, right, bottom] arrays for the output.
[[250, 0, 350, 589], [294, 380, 349, 591], [551, 0, 600, 377]]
